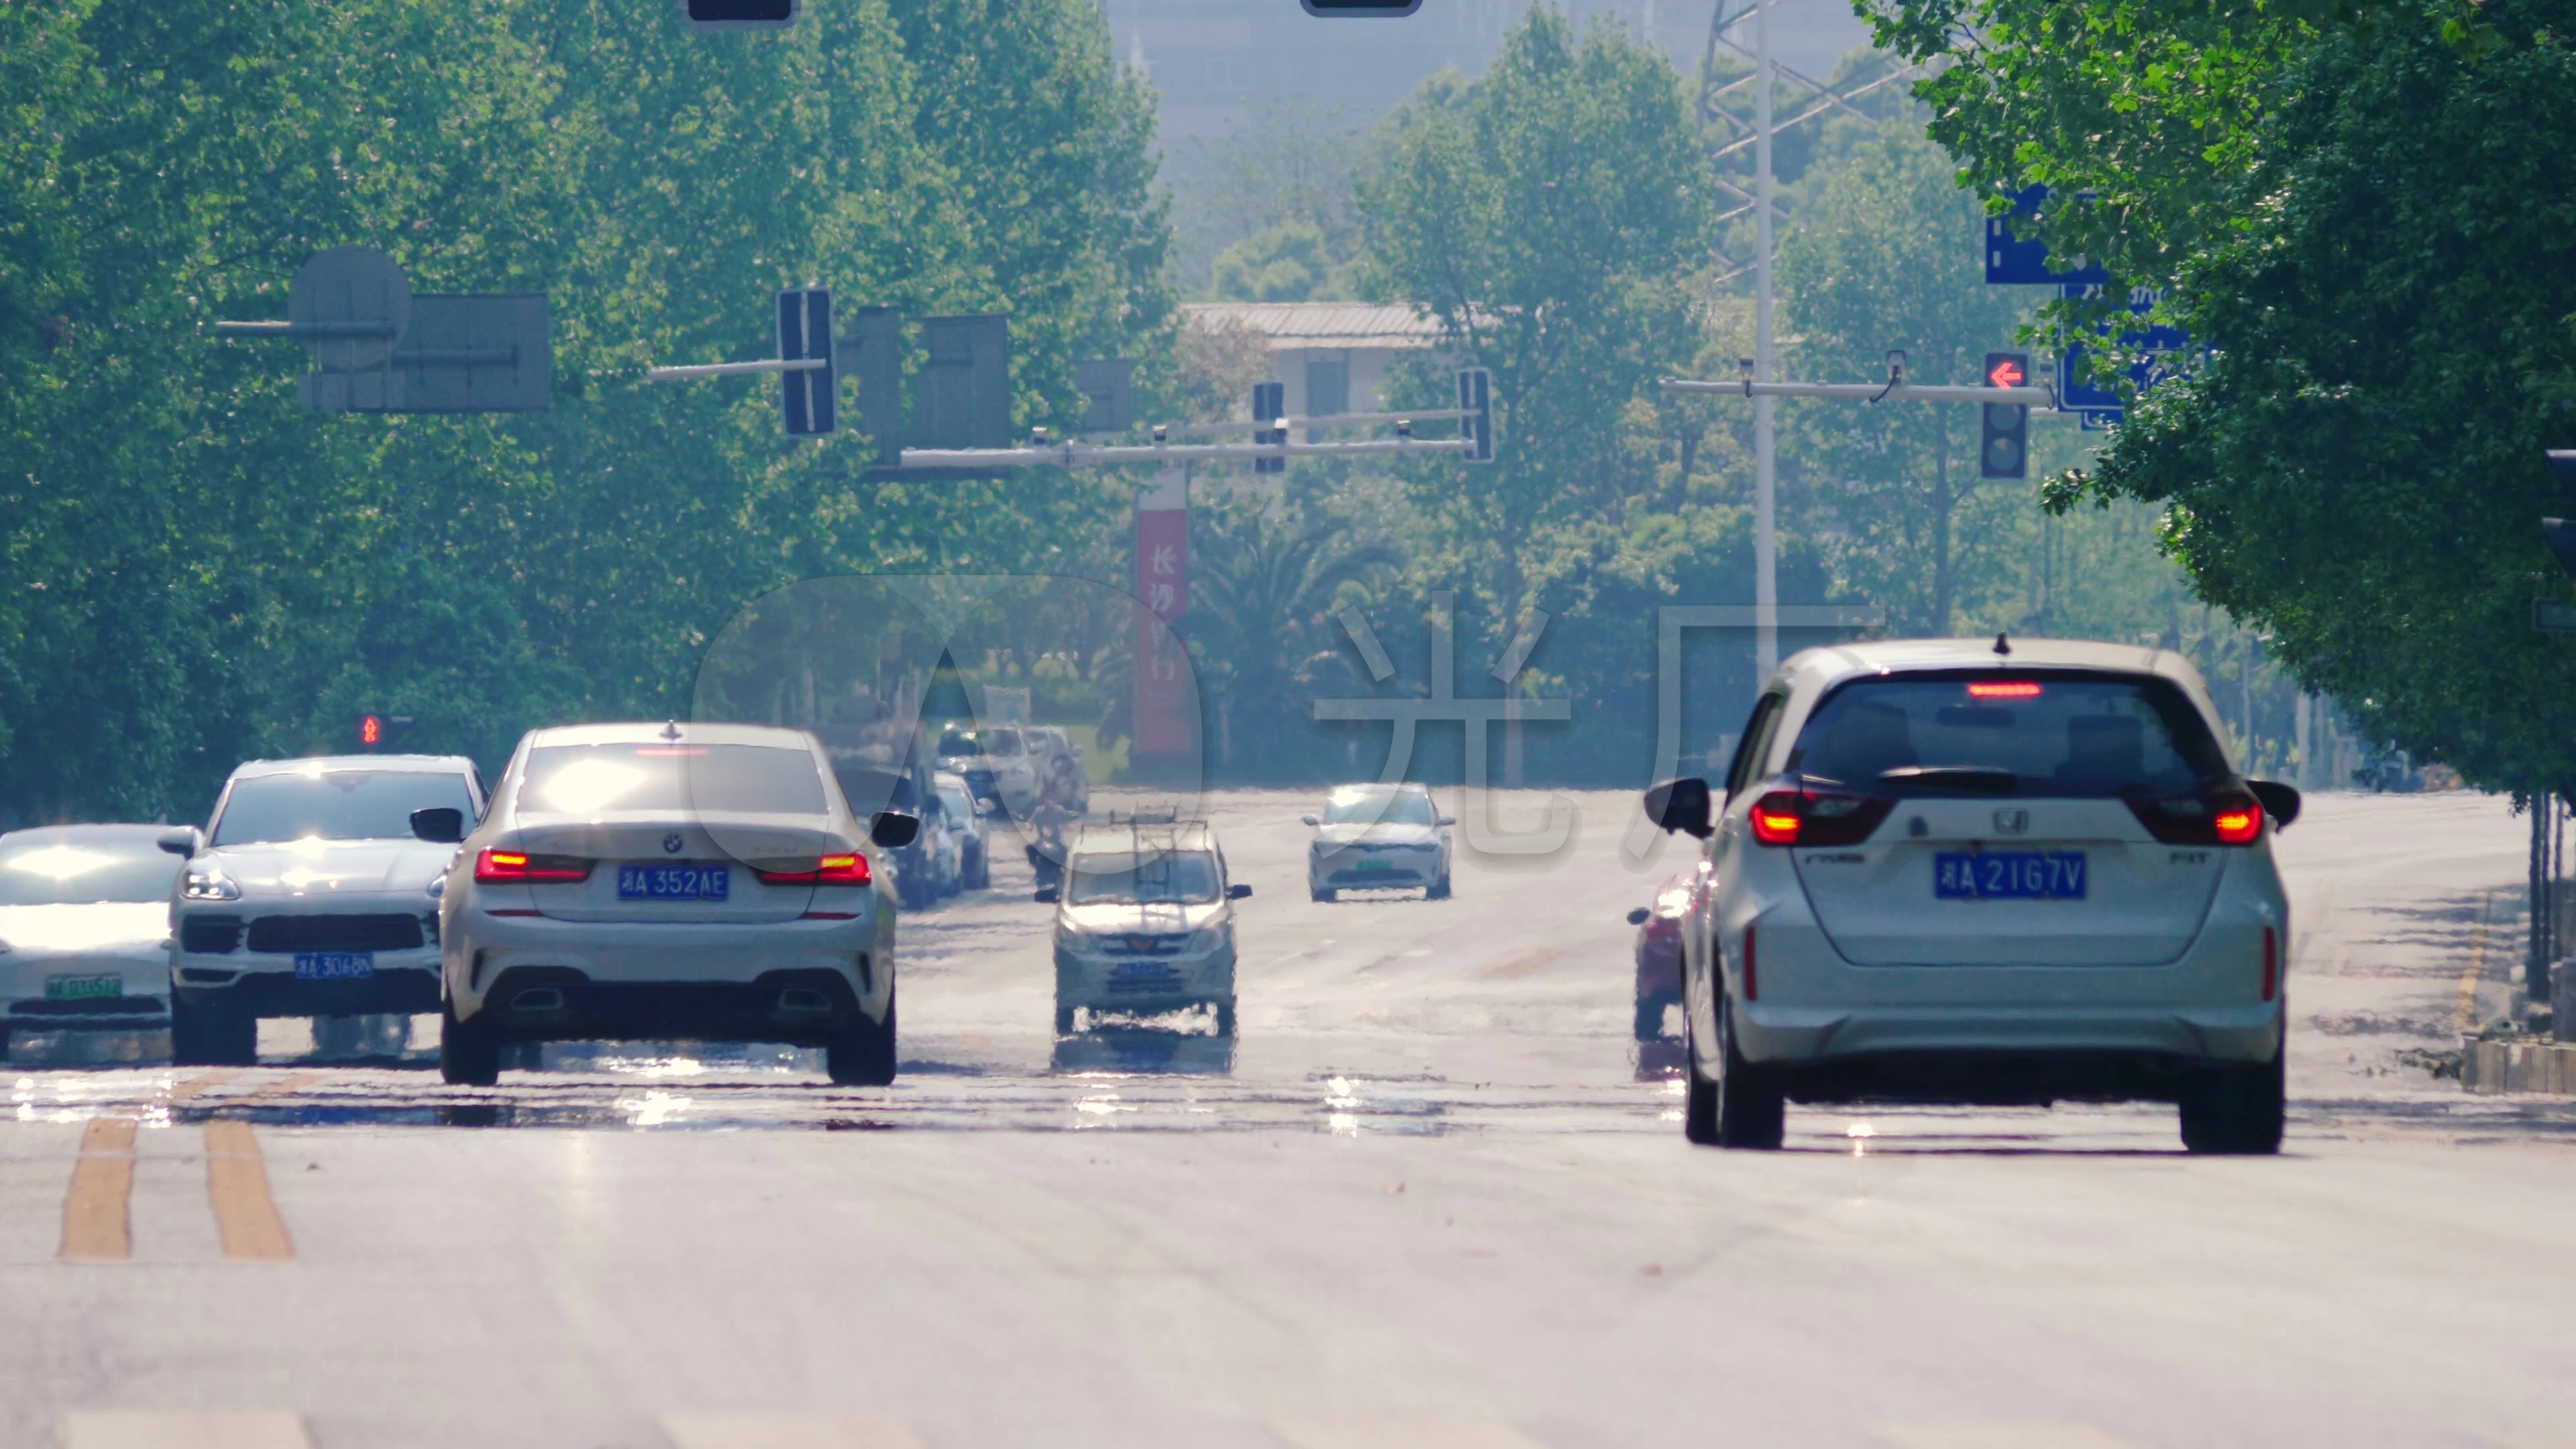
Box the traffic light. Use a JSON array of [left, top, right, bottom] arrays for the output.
[[1980, 352, 2030, 478], [2541, 450, 2576, 576], [684, 0, 796, 29], [777, 287, 835, 437], [354, 712, 414, 751], [1252, 380, 1285, 475], [1457, 367, 1494, 464]]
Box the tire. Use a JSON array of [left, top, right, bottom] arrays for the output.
[[1427, 873, 1452, 901], [1055, 1004, 1078, 1036], [1311, 885, 1336, 903], [970, 848, 990, 890], [1633, 996, 1671, 1042], [172, 991, 257, 1067], [2179, 1045, 2284, 1155], [438, 998, 502, 1086], [1684, 998, 1783, 1148], [1213, 997, 1238, 1037], [827, 983, 898, 1087]]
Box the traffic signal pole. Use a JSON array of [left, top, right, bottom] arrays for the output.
[[1753, 0, 1777, 682]]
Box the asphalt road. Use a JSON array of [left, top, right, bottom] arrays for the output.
[[5, 788, 2573, 1449]]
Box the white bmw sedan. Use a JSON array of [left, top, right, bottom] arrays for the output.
[[1643, 638, 2298, 1154], [0, 826, 185, 1058], [435, 722, 913, 1087]]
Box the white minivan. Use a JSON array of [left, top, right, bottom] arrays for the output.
[[1642, 637, 2298, 1153]]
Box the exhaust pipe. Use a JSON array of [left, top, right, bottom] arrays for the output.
[[510, 985, 566, 1014], [776, 987, 835, 1016]]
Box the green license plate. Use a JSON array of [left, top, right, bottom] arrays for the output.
[[45, 973, 122, 1002]]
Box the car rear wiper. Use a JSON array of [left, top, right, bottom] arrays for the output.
[[1878, 765, 2021, 795]]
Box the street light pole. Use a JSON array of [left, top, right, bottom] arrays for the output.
[[1753, 0, 1778, 684]]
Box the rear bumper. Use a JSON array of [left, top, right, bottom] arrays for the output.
[[446, 912, 879, 1020], [1735, 999, 2283, 1071], [470, 965, 871, 1044], [1763, 1043, 2274, 1106]]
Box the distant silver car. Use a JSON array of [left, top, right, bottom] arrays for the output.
[[1304, 783, 1454, 901], [932, 771, 990, 890], [434, 722, 914, 1087], [165, 755, 484, 1065], [1044, 818, 1249, 1036], [0, 825, 186, 1059]]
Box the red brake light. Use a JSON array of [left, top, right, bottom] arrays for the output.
[[1967, 680, 2043, 698], [757, 853, 871, 886], [2125, 786, 2264, 847], [1749, 787, 1893, 847], [472, 849, 592, 883]]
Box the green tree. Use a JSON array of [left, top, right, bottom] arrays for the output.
[[1210, 218, 1344, 303]]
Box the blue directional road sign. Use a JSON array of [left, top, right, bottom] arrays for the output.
[[1987, 185, 2110, 286], [2057, 284, 2191, 426]]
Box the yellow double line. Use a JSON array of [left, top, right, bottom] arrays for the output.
[[58, 1071, 309, 1263]]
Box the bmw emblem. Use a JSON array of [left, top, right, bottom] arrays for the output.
[[663, 834, 685, 855]]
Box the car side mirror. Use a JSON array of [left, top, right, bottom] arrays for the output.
[[409, 808, 466, 845], [1301, 814, 1319, 827], [1437, 814, 1456, 827], [156, 826, 199, 857], [1626, 906, 1650, 926], [1034, 886, 1060, 904], [869, 812, 921, 849], [1228, 883, 1253, 900], [2248, 780, 2302, 830], [1642, 777, 1714, 839]]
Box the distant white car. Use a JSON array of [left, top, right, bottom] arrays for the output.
[[1642, 637, 2298, 1154], [0, 825, 185, 1059], [1305, 783, 1454, 901], [1044, 818, 1249, 1036], [938, 724, 1041, 817], [434, 722, 913, 1087], [165, 755, 484, 1065], [932, 772, 991, 890]]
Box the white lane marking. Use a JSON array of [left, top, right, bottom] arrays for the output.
[[1271, 1417, 1551, 1449], [59, 1411, 311, 1449], [1876, 1427, 2138, 1449], [659, 1413, 925, 1449]]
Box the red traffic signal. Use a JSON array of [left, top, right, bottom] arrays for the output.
[[1986, 355, 2027, 389]]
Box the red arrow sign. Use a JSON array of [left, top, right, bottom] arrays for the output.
[[1986, 356, 2027, 388]]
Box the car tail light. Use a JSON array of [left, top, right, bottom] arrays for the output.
[[1741, 924, 1758, 1001], [2261, 926, 2277, 1002], [2125, 784, 2265, 846], [474, 849, 592, 883], [757, 853, 871, 886], [1748, 787, 1894, 847]]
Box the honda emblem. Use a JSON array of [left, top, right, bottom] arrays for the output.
[[1992, 808, 2029, 837]]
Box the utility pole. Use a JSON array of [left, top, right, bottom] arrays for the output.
[[1753, 0, 1778, 682]]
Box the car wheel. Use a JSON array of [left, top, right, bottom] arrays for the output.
[[827, 983, 898, 1087], [438, 998, 502, 1087], [1212, 997, 1238, 1037], [1687, 998, 1783, 1148], [1427, 873, 1452, 901], [2179, 1044, 2284, 1155], [1311, 885, 1336, 903], [1682, 1013, 1721, 1144], [1633, 996, 1671, 1042], [172, 991, 256, 1067], [1055, 1003, 1078, 1036]]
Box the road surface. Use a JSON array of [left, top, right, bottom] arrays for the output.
[[5, 789, 2571, 1448]]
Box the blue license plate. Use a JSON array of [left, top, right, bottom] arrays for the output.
[[1934, 851, 2088, 900], [1112, 960, 1177, 979], [294, 952, 374, 980], [618, 863, 731, 901]]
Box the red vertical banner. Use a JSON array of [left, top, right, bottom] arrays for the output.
[[1134, 468, 1191, 757]]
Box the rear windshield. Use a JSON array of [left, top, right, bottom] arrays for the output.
[[1784, 673, 2231, 799], [1066, 851, 1222, 906], [521, 744, 826, 816], [0, 837, 183, 905], [213, 770, 477, 846]]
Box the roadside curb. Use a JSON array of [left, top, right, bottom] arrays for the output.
[[2461, 1035, 2576, 1095]]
